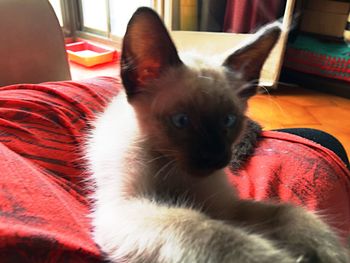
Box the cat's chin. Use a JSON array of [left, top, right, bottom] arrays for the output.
[[179, 156, 231, 177], [192, 170, 219, 177], [186, 165, 227, 178]]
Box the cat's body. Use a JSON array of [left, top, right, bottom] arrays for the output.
[[86, 7, 349, 263]]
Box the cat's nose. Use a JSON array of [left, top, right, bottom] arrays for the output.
[[198, 151, 230, 169]]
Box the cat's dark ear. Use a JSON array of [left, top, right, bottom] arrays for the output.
[[223, 23, 281, 99], [121, 7, 183, 97]]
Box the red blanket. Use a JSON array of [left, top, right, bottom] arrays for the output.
[[0, 77, 349, 262]]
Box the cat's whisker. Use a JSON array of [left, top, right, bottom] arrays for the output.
[[146, 154, 173, 164], [133, 135, 149, 143], [153, 159, 177, 179], [147, 156, 165, 163], [239, 79, 259, 91], [154, 148, 181, 160], [162, 161, 178, 181], [156, 148, 179, 153], [256, 86, 289, 118], [198, 191, 226, 213], [258, 85, 271, 96]]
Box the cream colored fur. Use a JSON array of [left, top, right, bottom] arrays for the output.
[[86, 7, 349, 263]]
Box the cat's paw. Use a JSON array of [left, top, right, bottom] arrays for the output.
[[275, 207, 350, 263], [226, 235, 296, 263], [287, 232, 349, 263], [296, 248, 349, 263], [206, 223, 297, 263]]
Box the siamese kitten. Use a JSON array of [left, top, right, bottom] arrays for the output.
[[86, 7, 349, 263]]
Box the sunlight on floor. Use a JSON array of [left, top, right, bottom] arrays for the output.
[[248, 86, 350, 157]]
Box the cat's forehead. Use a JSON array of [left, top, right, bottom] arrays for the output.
[[180, 51, 243, 80], [151, 65, 243, 114], [183, 68, 233, 98]]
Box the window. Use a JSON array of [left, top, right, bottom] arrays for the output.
[[81, 0, 109, 34], [48, 0, 160, 42], [109, 0, 153, 37], [80, 0, 156, 39]]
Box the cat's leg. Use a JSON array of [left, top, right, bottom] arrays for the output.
[[92, 198, 296, 263], [228, 200, 349, 263]]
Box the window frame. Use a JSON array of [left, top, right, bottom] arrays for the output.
[[57, 0, 164, 47]]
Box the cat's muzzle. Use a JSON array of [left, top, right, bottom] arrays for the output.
[[191, 150, 232, 175]]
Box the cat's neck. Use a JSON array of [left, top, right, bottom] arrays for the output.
[[127, 138, 236, 210]]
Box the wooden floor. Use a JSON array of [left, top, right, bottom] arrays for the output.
[[70, 61, 350, 159], [247, 86, 350, 158]]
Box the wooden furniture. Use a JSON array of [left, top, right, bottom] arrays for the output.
[[162, 0, 296, 88]]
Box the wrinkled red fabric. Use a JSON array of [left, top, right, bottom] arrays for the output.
[[0, 77, 348, 262], [0, 77, 119, 262], [227, 131, 350, 242]]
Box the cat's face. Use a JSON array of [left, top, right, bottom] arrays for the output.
[[131, 66, 247, 175], [120, 7, 281, 176]]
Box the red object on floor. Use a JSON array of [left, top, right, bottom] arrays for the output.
[[0, 77, 348, 262], [66, 41, 117, 67]]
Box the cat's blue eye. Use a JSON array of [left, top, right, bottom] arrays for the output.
[[171, 113, 189, 128], [224, 114, 236, 128]]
